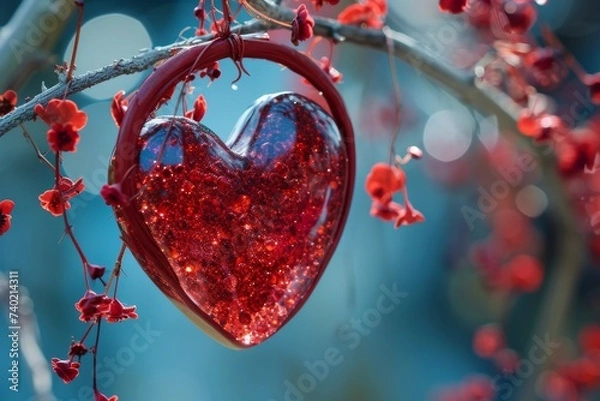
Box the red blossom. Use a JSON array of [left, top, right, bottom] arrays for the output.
[[200, 61, 221, 81], [103, 298, 138, 323], [517, 112, 565, 141], [556, 131, 600, 176], [111, 90, 129, 127], [558, 357, 600, 388], [59, 177, 85, 199], [337, 1, 385, 29], [584, 73, 600, 105], [500, 0, 537, 35], [68, 341, 88, 359], [493, 348, 520, 373], [516, 109, 540, 137], [460, 375, 495, 401], [393, 201, 425, 228], [473, 324, 505, 358], [291, 4, 315, 46], [439, 0, 468, 14], [100, 183, 129, 207], [369, 0, 387, 14], [0, 199, 14, 236], [184, 94, 207, 122], [0, 89, 17, 116], [313, 0, 340, 9], [85, 262, 106, 280], [579, 325, 600, 356], [525, 47, 565, 87], [35, 99, 87, 130], [75, 290, 111, 322], [47, 123, 80, 152], [370, 200, 404, 221], [51, 358, 80, 384], [94, 390, 119, 401], [39, 189, 70, 217], [365, 163, 406, 203], [319, 57, 343, 83], [505, 254, 544, 292]]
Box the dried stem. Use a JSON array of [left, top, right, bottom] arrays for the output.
[[54, 151, 91, 290], [92, 319, 102, 391], [20, 124, 55, 171], [66, 1, 85, 84]]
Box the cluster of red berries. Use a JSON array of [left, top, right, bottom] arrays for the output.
[[539, 325, 600, 400], [365, 147, 425, 228], [0, 84, 138, 401], [440, 0, 537, 37], [471, 209, 544, 294]]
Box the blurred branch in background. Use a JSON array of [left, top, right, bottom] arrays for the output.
[[0, 0, 75, 91]]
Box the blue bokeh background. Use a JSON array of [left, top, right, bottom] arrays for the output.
[[1, 1, 599, 400]]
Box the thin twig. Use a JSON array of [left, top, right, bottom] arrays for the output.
[[20, 124, 55, 171]]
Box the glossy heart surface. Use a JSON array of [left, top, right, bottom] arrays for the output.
[[121, 92, 350, 348]]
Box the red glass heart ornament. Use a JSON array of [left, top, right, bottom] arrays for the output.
[[110, 39, 355, 348]]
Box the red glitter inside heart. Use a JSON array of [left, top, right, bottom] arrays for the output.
[[110, 39, 355, 348], [132, 92, 347, 346]]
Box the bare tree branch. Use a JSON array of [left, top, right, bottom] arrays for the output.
[[0, 19, 267, 137]]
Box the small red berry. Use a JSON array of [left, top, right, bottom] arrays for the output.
[[473, 324, 505, 358], [184, 95, 207, 122], [85, 262, 106, 280], [291, 4, 315, 46], [493, 348, 520, 373], [110, 90, 128, 128], [506, 254, 544, 292], [100, 183, 129, 207], [365, 163, 406, 203], [584, 73, 600, 105], [51, 358, 80, 384], [501, 0, 537, 35], [68, 341, 88, 358], [0, 199, 14, 236], [94, 390, 119, 401], [517, 109, 539, 136], [579, 325, 600, 355], [0, 89, 17, 116]]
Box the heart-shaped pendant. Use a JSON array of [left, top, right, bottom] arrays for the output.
[[110, 39, 355, 348]]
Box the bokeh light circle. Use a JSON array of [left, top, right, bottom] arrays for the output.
[[63, 14, 152, 100], [423, 110, 474, 162]]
